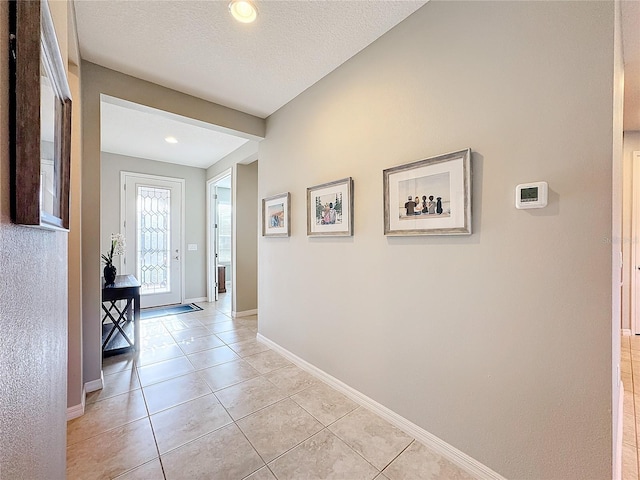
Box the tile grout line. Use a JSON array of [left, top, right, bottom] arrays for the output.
[[136, 353, 168, 480], [380, 439, 415, 476]]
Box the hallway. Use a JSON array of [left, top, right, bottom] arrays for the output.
[[67, 299, 475, 479]]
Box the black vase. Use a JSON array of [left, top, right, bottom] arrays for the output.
[[104, 265, 117, 285]]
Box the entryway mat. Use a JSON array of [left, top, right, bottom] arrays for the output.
[[140, 303, 203, 320]]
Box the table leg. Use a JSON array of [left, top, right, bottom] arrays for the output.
[[134, 292, 140, 351]]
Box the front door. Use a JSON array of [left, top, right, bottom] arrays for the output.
[[122, 172, 183, 308]]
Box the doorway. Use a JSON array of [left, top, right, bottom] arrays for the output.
[[632, 152, 640, 334], [121, 172, 185, 308], [208, 172, 232, 306]]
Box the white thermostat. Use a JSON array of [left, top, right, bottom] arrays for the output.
[[515, 181, 548, 209]]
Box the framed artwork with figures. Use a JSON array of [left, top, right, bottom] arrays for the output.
[[262, 192, 290, 237], [383, 149, 471, 236], [306, 177, 353, 237]]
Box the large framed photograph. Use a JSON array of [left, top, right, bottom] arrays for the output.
[[383, 149, 471, 236], [262, 192, 290, 237], [307, 177, 353, 236], [9, 0, 72, 230]]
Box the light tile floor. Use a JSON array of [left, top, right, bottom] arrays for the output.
[[67, 295, 476, 479], [623, 335, 640, 480]]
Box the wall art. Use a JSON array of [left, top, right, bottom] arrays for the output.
[[383, 149, 471, 235], [307, 177, 353, 236], [262, 192, 290, 237]]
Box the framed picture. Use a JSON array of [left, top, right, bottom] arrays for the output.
[[262, 192, 290, 237], [9, 0, 72, 231], [383, 149, 471, 236], [307, 177, 353, 236]]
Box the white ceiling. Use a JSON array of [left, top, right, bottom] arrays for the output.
[[100, 96, 253, 168], [74, 0, 428, 119]]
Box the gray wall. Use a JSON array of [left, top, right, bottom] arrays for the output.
[[67, 63, 83, 409], [234, 161, 258, 313], [258, 2, 615, 479], [82, 61, 265, 386], [206, 141, 258, 181], [0, 1, 69, 477], [101, 152, 207, 300]]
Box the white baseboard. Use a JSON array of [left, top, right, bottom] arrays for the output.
[[622, 329, 632, 336], [615, 382, 624, 480], [185, 297, 207, 304], [233, 309, 258, 318], [85, 371, 104, 393], [66, 387, 86, 421], [257, 334, 506, 480]]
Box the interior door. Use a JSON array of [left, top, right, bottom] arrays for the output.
[[212, 185, 220, 301], [123, 173, 183, 308], [634, 152, 640, 334]]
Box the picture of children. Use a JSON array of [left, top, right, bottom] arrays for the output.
[[397, 172, 451, 220], [315, 193, 343, 225]]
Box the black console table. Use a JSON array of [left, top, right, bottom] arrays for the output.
[[101, 274, 141, 357]]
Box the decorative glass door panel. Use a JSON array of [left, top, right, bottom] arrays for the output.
[[123, 173, 182, 308], [137, 186, 170, 295]]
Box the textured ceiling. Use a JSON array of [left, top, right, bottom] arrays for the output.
[[100, 96, 254, 168], [76, 0, 640, 167], [74, 0, 427, 119]]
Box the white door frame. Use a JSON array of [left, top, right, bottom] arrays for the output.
[[120, 171, 186, 306], [632, 152, 640, 335], [206, 169, 233, 302]]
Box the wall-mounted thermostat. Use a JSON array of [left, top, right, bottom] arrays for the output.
[[515, 181, 548, 209]]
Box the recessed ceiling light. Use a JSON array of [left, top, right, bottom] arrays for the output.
[[229, 0, 258, 24], [165, 136, 178, 144]]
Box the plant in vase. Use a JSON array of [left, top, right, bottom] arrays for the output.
[[102, 233, 125, 285]]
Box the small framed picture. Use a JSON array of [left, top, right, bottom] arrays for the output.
[[262, 192, 290, 237], [307, 177, 354, 236], [383, 149, 471, 236]]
